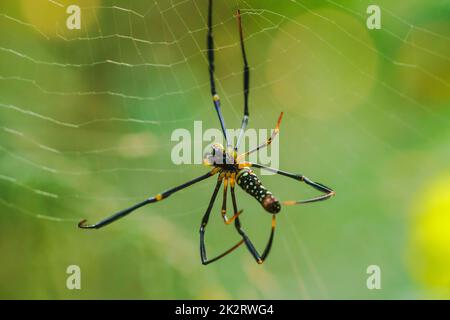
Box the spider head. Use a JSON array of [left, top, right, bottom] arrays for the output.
[[204, 143, 235, 166]]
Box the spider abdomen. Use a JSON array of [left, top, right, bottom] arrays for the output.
[[236, 168, 281, 214]]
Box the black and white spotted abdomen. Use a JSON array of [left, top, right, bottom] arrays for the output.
[[236, 168, 281, 214]]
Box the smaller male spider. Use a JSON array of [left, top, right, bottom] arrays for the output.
[[79, 1, 335, 265]]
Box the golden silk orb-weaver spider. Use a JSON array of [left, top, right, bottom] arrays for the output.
[[79, 0, 335, 265]]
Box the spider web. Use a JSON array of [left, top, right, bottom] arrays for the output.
[[0, 0, 449, 299]]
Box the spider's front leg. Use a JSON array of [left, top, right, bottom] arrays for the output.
[[207, 0, 230, 147], [236, 112, 283, 162], [78, 169, 219, 229], [235, 9, 250, 152]]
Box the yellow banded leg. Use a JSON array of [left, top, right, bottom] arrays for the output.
[[221, 176, 242, 225], [237, 112, 283, 162]]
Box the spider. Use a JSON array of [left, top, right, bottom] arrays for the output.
[[78, 0, 335, 265]]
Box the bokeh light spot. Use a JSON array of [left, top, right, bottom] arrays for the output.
[[409, 172, 450, 297], [266, 8, 378, 120], [397, 21, 450, 105], [117, 132, 159, 158]]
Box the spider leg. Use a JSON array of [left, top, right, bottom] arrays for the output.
[[221, 176, 243, 225], [234, 9, 250, 152], [236, 112, 283, 162], [207, 0, 230, 148], [231, 181, 276, 264], [200, 176, 244, 265], [78, 169, 219, 229], [250, 163, 336, 204]]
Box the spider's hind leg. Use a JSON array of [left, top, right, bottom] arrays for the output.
[[231, 181, 276, 264], [250, 163, 336, 205], [200, 176, 244, 265]]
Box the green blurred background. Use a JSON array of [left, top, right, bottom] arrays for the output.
[[0, 0, 449, 299]]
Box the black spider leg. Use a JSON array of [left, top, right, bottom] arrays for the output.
[[251, 163, 335, 204], [231, 180, 276, 264], [200, 176, 244, 265], [79, 170, 218, 229], [208, 0, 230, 148], [234, 9, 250, 152]]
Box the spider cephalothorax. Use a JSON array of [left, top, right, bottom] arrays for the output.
[[204, 143, 281, 214], [204, 143, 236, 166], [79, 0, 335, 265]]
